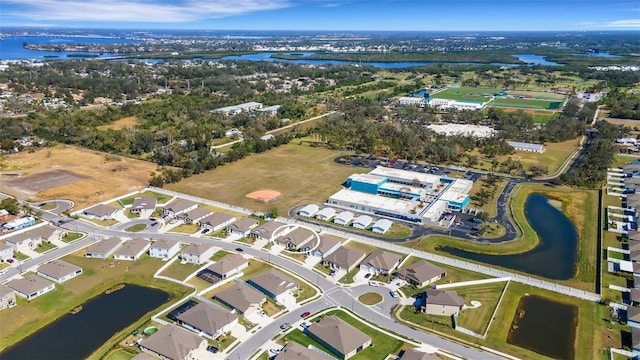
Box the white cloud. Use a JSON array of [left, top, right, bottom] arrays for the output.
[[604, 19, 640, 27], [3, 0, 291, 23]]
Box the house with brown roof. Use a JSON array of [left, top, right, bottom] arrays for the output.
[[311, 234, 342, 258], [420, 289, 465, 316], [130, 197, 157, 218], [0, 242, 14, 261], [323, 247, 366, 272], [5, 231, 42, 252], [400, 348, 440, 360], [31, 224, 67, 243], [198, 254, 248, 282], [274, 228, 315, 251], [149, 238, 181, 259], [113, 238, 150, 261], [176, 301, 238, 340], [276, 342, 331, 360], [395, 260, 446, 288], [250, 221, 288, 241], [225, 218, 259, 236], [214, 283, 266, 317], [177, 207, 213, 224], [37, 259, 83, 284], [306, 315, 372, 359], [248, 269, 298, 305], [199, 212, 237, 232], [139, 324, 207, 360], [359, 250, 402, 275], [85, 237, 123, 259], [7, 275, 55, 300], [180, 243, 215, 264], [162, 199, 198, 217], [83, 204, 120, 220], [628, 306, 640, 328], [0, 285, 16, 311]]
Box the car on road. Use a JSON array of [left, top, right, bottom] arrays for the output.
[[368, 281, 380, 287], [39, 203, 46, 207], [280, 322, 290, 329], [206, 346, 219, 353], [151, 222, 158, 227], [390, 290, 398, 298], [235, 247, 244, 252], [300, 311, 310, 318]]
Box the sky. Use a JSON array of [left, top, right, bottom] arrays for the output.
[[1, 0, 639, 31]]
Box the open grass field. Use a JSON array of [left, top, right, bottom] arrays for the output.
[[166, 141, 367, 214], [491, 97, 561, 110], [605, 117, 640, 129], [119, 190, 173, 206], [0, 251, 191, 353], [97, 116, 139, 131], [0, 145, 159, 210], [494, 137, 578, 175], [499, 107, 560, 124], [160, 261, 202, 281], [431, 87, 500, 102], [507, 90, 566, 101], [453, 281, 507, 334]]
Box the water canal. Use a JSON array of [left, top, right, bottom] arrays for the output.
[[0, 284, 169, 360], [442, 194, 578, 280]]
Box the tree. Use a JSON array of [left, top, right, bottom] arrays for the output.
[[529, 164, 548, 177], [0, 198, 20, 215], [267, 207, 279, 219]]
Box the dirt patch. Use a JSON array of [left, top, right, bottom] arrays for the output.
[[97, 116, 139, 130], [0, 145, 159, 210], [245, 189, 281, 203], [605, 118, 640, 129]]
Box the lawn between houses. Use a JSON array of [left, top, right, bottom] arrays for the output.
[[0, 251, 191, 354], [402, 183, 598, 291]]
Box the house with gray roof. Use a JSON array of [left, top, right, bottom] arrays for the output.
[[5, 231, 42, 252], [628, 306, 640, 328], [352, 215, 373, 230], [7, 275, 55, 300], [177, 207, 213, 224], [274, 228, 315, 251], [395, 260, 446, 288], [420, 289, 465, 316], [199, 212, 237, 232], [633, 326, 640, 354], [323, 247, 366, 272], [0, 285, 16, 311], [333, 211, 354, 226], [250, 221, 288, 241], [371, 219, 393, 234], [139, 324, 207, 360], [149, 238, 181, 259], [306, 315, 372, 359], [276, 342, 331, 360], [315, 207, 336, 221], [401, 348, 440, 360], [299, 204, 319, 218], [359, 250, 402, 275], [0, 242, 14, 261], [37, 259, 83, 284], [199, 254, 248, 281], [83, 204, 120, 220], [31, 224, 67, 242], [130, 197, 157, 218], [214, 283, 266, 317], [248, 269, 298, 305], [113, 238, 150, 261], [225, 218, 259, 236], [311, 234, 342, 258], [162, 199, 198, 217], [176, 301, 238, 340], [85, 237, 123, 259], [180, 243, 215, 264]]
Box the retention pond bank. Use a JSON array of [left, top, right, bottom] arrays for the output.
[[0, 284, 169, 360]]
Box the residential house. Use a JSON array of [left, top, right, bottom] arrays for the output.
[[7, 275, 55, 300], [2, 216, 36, 231], [0, 285, 16, 311], [420, 289, 465, 316], [85, 237, 123, 259], [306, 315, 372, 360], [5, 230, 42, 252], [162, 199, 198, 217], [352, 215, 373, 230], [214, 282, 266, 317], [180, 243, 215, 264], [629, 306, 640, 328], [256, 104, 281, 116], [315, 208, 336, 221], [371, 219, 393, 234], [31, 225, 67, 243], [633, 327, 640, 354], [632, 288, 640, 306], [176, 301, 238, 340], [83, 205, 119, 220], [395, 260, 446, 288], [149, 239, 181, 259], [130, 197, 157, 218], [333, 211, 354, 226], [311, 234, 342, 258], [359, 250, 402, 275], [299, 204, 319, 218], [274, 228, 315, 251], [197, 254, 248, 284], [199, 212, 237, 232], [276, 342, 330, 360], [37, 260, 82, 284], [248, 269, 298, 305], [323, 247, 366, 272], [250, 221, 288, 242], [139, 324, 207, 360], [177, 207, 213, 224], [113, 238, 150, 261], [400, 348, 440, 360], [225, 218, 259, 236], [0, 242, 13, 261], [131, 354, 156, 360]]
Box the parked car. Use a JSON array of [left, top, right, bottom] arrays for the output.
[[7, 259, 14, 264], [200, 228, 210, 234], [390, 290, 398, 298], [300, 311, 311, 318], [280, 322, 290, 329], [151, 222, 158, 227], [471, 217, 483, 223], [471, 225, 481, 231], [270, 348, 283, 354], [364, 273, 372, 279], [206, 346, 219, 353], [329, 269, 337, 277], [235, 247, 244, 252]]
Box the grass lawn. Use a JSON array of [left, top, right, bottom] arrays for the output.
[[40, 204, 57, 211], [210, 250, 231, 261], [607, 250, 626, 261], [358, 292, 383, 305], [235, 237, 256, 245], [13, 252, 30, 261], [492, 97, 559, 110], [507, 90, 566, 101], [124, 223, 147, 232], [160, 261, 203, 281], [169, 223, 199, 234], [84, 218, 119, 227], [166, 142, 367, 215], [118, 190, 173, 206], [62, 232, 84, 243], [0, 252, 191, 354], [280, 329, 335, 355], [453, 281, 507, 334], [34, 241, 58, 253], [431, 87, 500, 102], [103, 348, 136, 360]]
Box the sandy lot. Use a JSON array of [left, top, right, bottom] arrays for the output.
[[0, 145, 160, 210]]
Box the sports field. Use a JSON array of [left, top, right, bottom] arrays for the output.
[[501, 108, 560, 124], [507, 90, 566, 101], [430, 87, 500, 102], [491, 97, 562, 110]]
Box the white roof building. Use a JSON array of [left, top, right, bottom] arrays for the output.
[[371, 219, 393, 234], [334, 211, 354, 225], [427, 124, 496, 138], [352, 215, 373, 230], [507, 141, 545, 153], [299, 204, 320, 217], [315, 207, 336, 221]]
